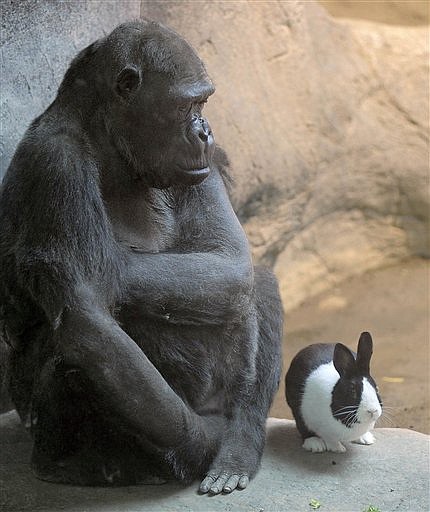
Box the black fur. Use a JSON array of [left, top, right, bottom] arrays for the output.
[[285, 343, 335, 439], [331, 343, 363, 427], [331, 334, 382, 427], [0, 21, 283, 493]]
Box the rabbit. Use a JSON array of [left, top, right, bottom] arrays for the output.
[[285, 331, 382, 453]]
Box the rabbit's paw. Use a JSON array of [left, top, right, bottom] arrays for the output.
[[325, 440, 347, 453], [303, 436, 327, 453], [352, 431, 375, 445]]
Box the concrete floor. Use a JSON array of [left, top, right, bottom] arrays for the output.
[[1, 411, 429, 512]]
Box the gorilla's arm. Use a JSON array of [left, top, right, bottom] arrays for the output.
[[55, 301, 223, 448], [125, 170, 254, 324], [7, 142, 227, 477]]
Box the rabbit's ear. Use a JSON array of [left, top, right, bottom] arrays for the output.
[[356, 331, 373, 374], [333, 343, 355, 377]]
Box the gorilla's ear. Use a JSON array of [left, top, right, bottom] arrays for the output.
[[115, 65, 142, 100]]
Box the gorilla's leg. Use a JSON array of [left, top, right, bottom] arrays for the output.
[[30, 266, 281, 489], [30, 306, 225, 485], [200, 267, 282, 494], [31, 357, 173, 485]]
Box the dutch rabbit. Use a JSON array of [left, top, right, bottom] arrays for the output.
[[285, 332, 382, 453]]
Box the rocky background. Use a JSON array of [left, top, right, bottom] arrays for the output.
[[320, 0, 428, 25], [143, 0, 429, 311], [1, 0, 428, 312]]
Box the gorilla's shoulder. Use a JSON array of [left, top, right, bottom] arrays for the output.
[[13, 119, 95, 182], [212, 145, 233, 192]]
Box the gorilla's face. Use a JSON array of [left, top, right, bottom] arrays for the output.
[[113, 46, 216, 188]]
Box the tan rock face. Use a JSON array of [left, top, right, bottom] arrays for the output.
[[318, 0, 429, 26], [143, 0, 428, 311]]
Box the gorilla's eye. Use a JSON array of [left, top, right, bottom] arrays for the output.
[[197, 100, 207, 110], [178, 103, 192, 119]]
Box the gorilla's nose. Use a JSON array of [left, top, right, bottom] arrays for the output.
[[198, 118, 211, 142], [191, 116, 212, 144]]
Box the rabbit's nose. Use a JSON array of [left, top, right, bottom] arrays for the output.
[[367, 408, 378, 418]]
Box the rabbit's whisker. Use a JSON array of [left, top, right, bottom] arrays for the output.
[[346, 412, 357, 425], [377, 411, 396, 427], [333, 408, 358, 417], [332, 405, 358, 415]]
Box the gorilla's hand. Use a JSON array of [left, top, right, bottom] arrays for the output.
[[199, 470, 249, 495]]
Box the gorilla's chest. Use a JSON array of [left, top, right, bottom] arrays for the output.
[[106, 189, 177, 252]]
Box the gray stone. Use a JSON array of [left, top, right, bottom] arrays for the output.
[[1, 411, 428, 512], [0, 0, 140, 177]]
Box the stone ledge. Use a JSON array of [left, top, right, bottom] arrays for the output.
[[0, 411, 428, 512]]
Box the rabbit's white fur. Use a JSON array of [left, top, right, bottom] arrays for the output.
[[301, 361, 382, 453]]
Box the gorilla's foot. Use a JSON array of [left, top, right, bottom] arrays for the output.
[[31, 446, 168, 486]]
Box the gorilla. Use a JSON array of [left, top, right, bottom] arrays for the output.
[[0, 20, 282, 494]]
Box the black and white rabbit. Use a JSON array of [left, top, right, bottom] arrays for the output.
[[285, 332, 382, 453]]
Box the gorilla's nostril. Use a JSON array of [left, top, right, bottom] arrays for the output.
[[199, 131, 209, 142], [195, 117, 211, 143]]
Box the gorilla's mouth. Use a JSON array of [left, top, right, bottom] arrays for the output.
[[178, 165, 211, 184], [182, 167, 210, 177]]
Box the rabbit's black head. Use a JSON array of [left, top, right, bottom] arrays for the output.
[[331, 332, 382, 428]]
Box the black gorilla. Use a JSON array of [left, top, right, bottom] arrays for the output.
[[0, 20, 282, 494]]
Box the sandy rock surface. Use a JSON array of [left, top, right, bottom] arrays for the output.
[[318, 0, 429, 26], [143, 0, 429, 310]]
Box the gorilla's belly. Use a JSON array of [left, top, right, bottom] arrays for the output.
[[118, 312, 234, 413]]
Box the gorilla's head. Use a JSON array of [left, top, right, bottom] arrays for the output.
[[61, 20, 216, 188]]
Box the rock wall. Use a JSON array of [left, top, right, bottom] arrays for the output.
[[142, 0, 429, 311], [318, 0, 429, 26]]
